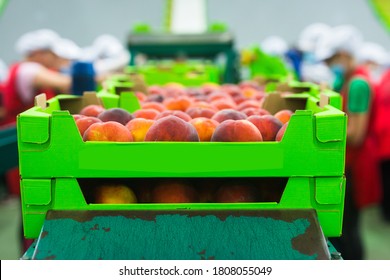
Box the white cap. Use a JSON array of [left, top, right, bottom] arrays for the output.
[[0, 59, 7, 82], [301, 62, 334, 84], [15, 29, 61, 57], [52, 38, 81, 60], [92, 34, 125, 59], [315, 25, 363, 61], [356, 41, 390, 66], [297, 23, 332, 52], [260, 36, 288, 57]]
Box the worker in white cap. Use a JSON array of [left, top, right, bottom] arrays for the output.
[[356, 41, 390, 83], [52, 37, 82, 74], [317, 25, 382, 260], [0, 29, 72, 125], [80, 34, 130, 78], [296, 22, 334, 84]]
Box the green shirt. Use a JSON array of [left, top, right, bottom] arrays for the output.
[[347, 78, 371, 113]]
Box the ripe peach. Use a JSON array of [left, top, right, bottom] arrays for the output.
[[207, 91, 233, 103], [241, 108, 271, 117], [276, 122, 289, 141], [216, 184, 257, 203], [83, 121, 133, 142], [152, 181, 197, 203], [76, 116, 102, 138], [211, 109, 247, 123], [135, 92, 147, 102], [145, 94, 164, 103], [247, 115, 283, 141], [274, 109, 293, 124], [163, 96, 193, 112], [189, 117, 219, 142], [236, 100, 262, 111], [211, 99, 237, 110], [125, 118, 155, 142], [133, 108, 160, 120], [141, 102, 166, 112], [72, 114, 85, 121], [144, 115, 200, 142], [79, 104, 105, 117], [185, 107, 217, 119], [210, 119, 263, 142], [97, 108, 134, 125], [201, 82, 220, 95], [95, 184, 137, 204], [155, 110, 192, 122], [188, 101, 218, 111]]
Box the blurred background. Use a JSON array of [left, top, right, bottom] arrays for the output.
[[1, 0, 390, 260]]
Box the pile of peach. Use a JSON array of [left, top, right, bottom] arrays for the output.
[[90, 178, 284, 204], [73, 82, 292, 142]]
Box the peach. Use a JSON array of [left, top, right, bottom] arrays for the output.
[[185, 107, 217, 119], [188, 101, 218, 111], [152, 181, 197, 203], [207, 91, 233, 103], [220, 84, 242, 97], [241, 87, 260, 99], [95, 184, 137, 204], [216, 184, 257, 203], [276, 122, 289, 141], [133, 108, 160, 120], [125, 118, 155, 142], [210, 119, 263, 142], [79, 104, 105, 117], [144, 115, 200, 142], [141, 101, 166, 112], [145, 94, 164, 103], [241, 108, 271, 117], [211, 99, 237, 110], [98, 108, 134, 125], [135, 92, 147, 102], [274, 109, 293, 124], [155, 110, 192, 122], [72, 114, 85, 121], [189, 117, 219, 142], [201, 82, 220, 95], [76, 116, 102, 138], [247, 115, 283, 141], [83, 121, 133, 142], [236, 100, 262, 111], [163, 96, 193, 111], [211, 109, 247, 123]]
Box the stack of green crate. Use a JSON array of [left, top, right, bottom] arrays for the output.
[[17, 86, 347, 239], [125, 60, 220, 87]]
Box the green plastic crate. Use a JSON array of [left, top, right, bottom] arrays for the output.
[[17, 93, 346, 179], [20, 176, 345, 239]]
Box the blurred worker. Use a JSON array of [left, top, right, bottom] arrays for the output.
[[52, 37, 82, 75], [316, 25, 382, 260], [296, 23, 334, 85], [81, 34, 130, 80], [0, 29, 71, 125], [373, 51, 390, 223]]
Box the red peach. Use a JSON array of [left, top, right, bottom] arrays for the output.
[[189, 117, 219, 142], [97, 108, 134, 125], [79, 104, 105, 117], [76, 116, 102, 138], [83, 121, 133, 142], [144, 115, 200, 142], [125, 118, 155, 142], [155, 110, 192, 122], [185, 107, 217, 119], [141, 102, 166, 112], [211, 109, 247, 123], [210, 119, 263, 142], [274, 109, 293, 124], [247, 115, 283, 141], [152, 181, 198, 203], [133, 108, 160, 120], [276, 122, 289, 141]]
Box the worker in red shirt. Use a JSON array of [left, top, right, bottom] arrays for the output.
[[0, 29, 72, 126], [316, 25, 382, 260], [374, 59, 390, 222]]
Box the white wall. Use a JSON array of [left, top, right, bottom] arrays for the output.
[[1, 0, 389, 64]]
